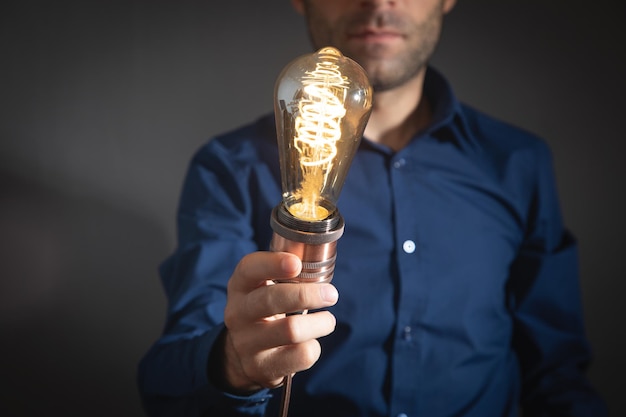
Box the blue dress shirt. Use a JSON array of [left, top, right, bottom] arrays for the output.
[[138, 68, 607, 417]]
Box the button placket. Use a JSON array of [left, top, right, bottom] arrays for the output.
[[389, 151, 423, 416]]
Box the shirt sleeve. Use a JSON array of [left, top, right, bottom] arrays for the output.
[[507, 144, 608, 417], [137, 139, 273, 417]]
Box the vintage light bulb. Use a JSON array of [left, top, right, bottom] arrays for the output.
[[271, 46, 372, 284]]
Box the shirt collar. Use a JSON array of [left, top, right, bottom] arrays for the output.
[[422, 66, 461, 136], [360, 66, 472, 154]]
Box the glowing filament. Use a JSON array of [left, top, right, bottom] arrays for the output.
[[289, 59, 348, 221]]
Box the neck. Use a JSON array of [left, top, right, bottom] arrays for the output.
[[364, 69, 432, 152]]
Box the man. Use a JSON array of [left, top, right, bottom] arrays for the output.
[[138, 1, 607, 416]]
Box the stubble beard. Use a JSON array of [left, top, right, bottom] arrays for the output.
[[303, 6, 444, 92]]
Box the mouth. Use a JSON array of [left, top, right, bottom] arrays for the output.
[[347, 28, 404, 43]]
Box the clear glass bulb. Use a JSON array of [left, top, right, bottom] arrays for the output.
[[274, 47, 372, 222]]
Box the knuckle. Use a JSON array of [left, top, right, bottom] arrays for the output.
[[268, 284, 309, 316], [223, 306, 237, 328], [263, 285, 281, 313], [234, 253, 253, 277], [300, 340, 321, 370], [224, 294, 246, 328], [296, 285, 312, 308], [283, 316, 303, 343]]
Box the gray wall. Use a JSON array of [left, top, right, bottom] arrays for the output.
[[1, 1, 624, 416]]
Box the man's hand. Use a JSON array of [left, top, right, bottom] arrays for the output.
[[215, 251, 339, 392]]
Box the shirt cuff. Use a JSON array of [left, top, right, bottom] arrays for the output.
[[200, 324, 274, 415], [211, 389, 273, 416]]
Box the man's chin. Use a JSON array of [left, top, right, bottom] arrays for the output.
[[344, 42, 397, 61], [350, 57, 394, 80]]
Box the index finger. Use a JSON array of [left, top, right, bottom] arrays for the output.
[[229, 251, 302, 293]]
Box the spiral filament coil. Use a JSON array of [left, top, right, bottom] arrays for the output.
[[290, 57, 349, 220], [295, 59, 348, 167]]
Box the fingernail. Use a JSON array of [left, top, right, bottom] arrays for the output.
[[321, 285, 339, 303]]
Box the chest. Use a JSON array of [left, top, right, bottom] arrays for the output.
[[334, 143, 529, 321]]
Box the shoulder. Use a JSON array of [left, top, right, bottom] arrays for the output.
[[459, 103, 551, 158], [454, 104, 552, 163], [194, 114, 277, 166], [456, 104, 556, 183], [450, 104, 562, 212]]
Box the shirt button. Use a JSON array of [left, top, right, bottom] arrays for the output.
[[403, 326, 412, 341], [393, 158, 406, 169], [402, 240, 416, 254]]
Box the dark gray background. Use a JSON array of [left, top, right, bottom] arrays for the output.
[[1, 1, 624, 416]]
